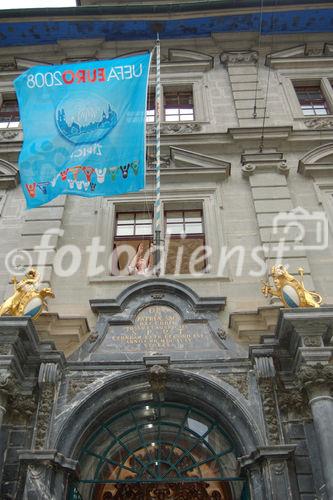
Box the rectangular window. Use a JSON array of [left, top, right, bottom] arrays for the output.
[[146, 87, 194, 123], [294, 85, 330, 116], [0, 98, 20, 128], [164, 209, 206, 274], [146, 91, 155, 123], [164, 89, 194, 122], [112, 210, 154, 275]]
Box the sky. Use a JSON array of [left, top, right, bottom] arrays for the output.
[[0, 0, 76, 8]]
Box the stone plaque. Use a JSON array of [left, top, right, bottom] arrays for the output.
[[91, 305, 223, 361]]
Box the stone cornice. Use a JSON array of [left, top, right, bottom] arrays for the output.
[[18, 449, 78, 474], [238, 445, 296, 470], [266, 43, 333, 68], [274, 308, 333, 371], [298, 162, 333, 177], [90, 278, 226, 314], [229, 306, 280, 342]]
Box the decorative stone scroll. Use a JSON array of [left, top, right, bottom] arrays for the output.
[[147, 122, 202, 136], [34, 362, 60, 449], [220, 50, 258, 66], [304, 118, 333, 129], [0, 130, 20, 141]]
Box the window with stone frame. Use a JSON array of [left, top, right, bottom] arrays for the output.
[[294, 84, 330, 116], [146, 86, 194, 123], [111, 209, 154, 275], [0, 97, 20, 128], [164, 88, 194, 122], [146, 90, 156, 123], [164, 209, 207, 275], [111, 205, 208, 276]]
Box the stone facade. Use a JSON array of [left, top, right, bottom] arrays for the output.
[[0, 1, 333, 499]]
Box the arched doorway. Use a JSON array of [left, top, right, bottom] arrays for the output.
[[69, 402, 248, 499]]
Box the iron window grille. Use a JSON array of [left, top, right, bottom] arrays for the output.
[[70, 402, 248, 499]]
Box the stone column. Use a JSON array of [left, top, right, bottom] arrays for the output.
[[298, 363, 333, 498]]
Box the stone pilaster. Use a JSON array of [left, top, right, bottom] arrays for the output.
[[251, 346, 282, 445], [219, 50, 264, 127], [18, 450, 78, 500], [239, 445, 297, 500], [20, 196, 66, 285], [33, 362, 60, 450], [241, 152, 314, 286]]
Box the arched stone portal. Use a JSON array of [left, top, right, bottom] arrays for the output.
[[49, 369, 265, 500], [73, 402, 245, 499]]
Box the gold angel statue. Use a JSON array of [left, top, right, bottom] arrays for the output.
[[0, 268, 54, 320], [262, 264, 322, 308]]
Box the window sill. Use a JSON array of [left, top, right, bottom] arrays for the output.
[[88, 273, 230, 284]]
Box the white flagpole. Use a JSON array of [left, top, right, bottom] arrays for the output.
[[154, 34, 161, 275]]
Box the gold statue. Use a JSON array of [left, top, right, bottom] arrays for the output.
[[262, 264, 322, 308], [0, 268, 54, 320]]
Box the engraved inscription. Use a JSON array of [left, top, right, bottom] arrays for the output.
[[105, 305, 217, 352]]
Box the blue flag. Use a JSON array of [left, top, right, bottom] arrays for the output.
[[14, 53, 151, 208]]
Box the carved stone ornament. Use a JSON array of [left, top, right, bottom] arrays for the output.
[[210, 371, 248, 398], [88, 332, 98, 343], [306, 47, 324, 56], [67, 378, 95, 401], [106, 481, 226, 499], [277, 387, 310, 419], [241, 163, 256, 176], [220, 50, 258, 66], [148, 364, 168, 395], [259, 379, 280, 444], [277, 160, 289, 174], [147, 154, 171, 170], [8, 393, 37, 420], [147, 122, 202, 136], [0, 130, 20, 141], [0, 369, 16, 396], [303, 335, 322, 347], [216, 328, 227, 341], [0, 343, 12, 355], [297, 363, 333, 392], [304, 118, 333, 129], [34, 385, 55, 449], [0, 62, 17, 71], [151, 293, 165, 300]]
